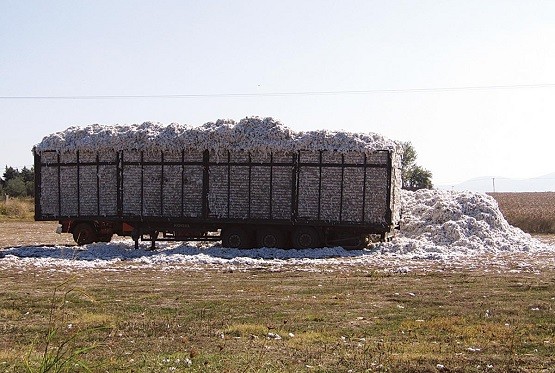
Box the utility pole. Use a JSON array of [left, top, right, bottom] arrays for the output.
[[492, 177, 496, 193]]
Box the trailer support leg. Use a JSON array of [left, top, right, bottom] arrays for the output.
[[147, 231, 158, 250], [131, 228, 140, 250]]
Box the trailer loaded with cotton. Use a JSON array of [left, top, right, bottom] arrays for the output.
[[33, 117, 402, 249]]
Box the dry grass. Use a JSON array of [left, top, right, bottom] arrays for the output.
[[0, 203, 555, 371], [0, 265, 554, 372], [0, 197, 34, 221], [1, 192, 554, 371], [489, 192, 555, 233], [0, 221, 75, 248]]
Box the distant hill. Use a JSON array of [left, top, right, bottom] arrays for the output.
[[436, 172, 555, 193]]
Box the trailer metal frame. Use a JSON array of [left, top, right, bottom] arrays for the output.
[[34, 148, 396, 248]]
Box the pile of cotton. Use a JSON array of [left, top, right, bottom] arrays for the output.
[[382, 189, 546, 258], [34, 117, 400, 155]]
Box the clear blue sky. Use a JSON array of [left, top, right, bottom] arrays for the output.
[[2, 0, 555, 186]]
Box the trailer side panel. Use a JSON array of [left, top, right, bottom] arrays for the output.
[[35, 148, 398, 231]]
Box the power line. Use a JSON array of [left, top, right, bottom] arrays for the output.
[[2, 83, 555, 100]]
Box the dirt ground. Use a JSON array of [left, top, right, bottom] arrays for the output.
[[0, 220, 77, 248]]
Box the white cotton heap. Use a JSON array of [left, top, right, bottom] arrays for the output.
[[381, 189, 547, 258], [34, 117, 401, 155]]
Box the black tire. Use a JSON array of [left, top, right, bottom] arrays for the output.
[[256, 228, 287, 248], [326, 231, 369, 249], [221, 227, 253, 249], [343, 235, 369, 250], [291, 227, 320, 249], [97, 234, 113, 243], [72, 223, 97, 245]]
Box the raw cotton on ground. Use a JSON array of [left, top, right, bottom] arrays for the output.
[[1, 189, 553, 271], [381, 189, 547, 259]]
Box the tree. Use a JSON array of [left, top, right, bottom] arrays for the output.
[[3, 166, 19, 181], [403, 165, 433, 190], [401, 142, 417, 171], [401, 142, 433, 191], [21, 166, 34, 183], [25, 180, 35, 197], [4, 177, 26, 197], [1, 165, 35, 197]]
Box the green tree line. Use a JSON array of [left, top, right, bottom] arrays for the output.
[[0, 166, 34, 198]]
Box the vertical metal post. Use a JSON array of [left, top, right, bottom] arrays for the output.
[[140, 151, 144, 218], [117, 150, 123, 217], [317, 150, 323, 221], [160, 151, 164, 216], [57, 153, 61, 217], [96, 153, 100, 216], [339, 154, 345, 222], [202, 150, 210, 219], [181, 150, 185, 218], [33, 150, 42, 220], [291, 152, 299, 221], [227, 151, 231, 218], [361, 153, 367, 223], [247, 153, 252, 219], [269, 153, 273, 219], [76, 150, 80, 217], [385, 151, 393, 223]]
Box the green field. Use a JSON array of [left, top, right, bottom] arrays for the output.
[[2, 262, 554, 372]]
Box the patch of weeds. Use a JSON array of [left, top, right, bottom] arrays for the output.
[[0, 307, 21, 320], [304, 313, 326, 323], [224, 323, 267, 338], [286, 330, 335, 347], [23, 279, 108, 373]]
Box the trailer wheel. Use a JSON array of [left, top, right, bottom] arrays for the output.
[[222, 227, 252, 249], [257, 228, 286, 248], [343, 235, 369, 250], [291, 227, 320, 249], [72, 223, 97, 245], [97, 234, 113, 243], [326, 232, 369, 250]]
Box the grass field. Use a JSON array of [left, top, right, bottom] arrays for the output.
[[2, 263, 555, 372], [1, 194, 555, 371]]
